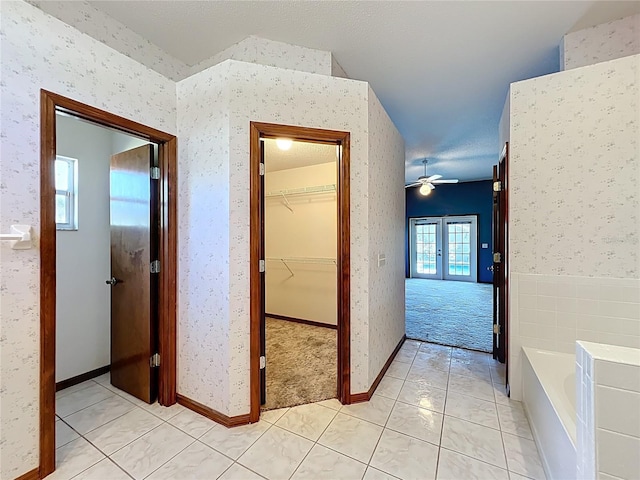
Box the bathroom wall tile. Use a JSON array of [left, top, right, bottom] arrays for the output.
[[595, 361, 640, 392], [596, 385, 640, 437], [597, 429, 640, 480]]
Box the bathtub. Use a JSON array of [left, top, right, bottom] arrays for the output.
[[522, 347, 577, 480]]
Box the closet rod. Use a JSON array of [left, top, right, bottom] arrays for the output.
[[265, 183, 336, 198], [266, 256, 337, 266]]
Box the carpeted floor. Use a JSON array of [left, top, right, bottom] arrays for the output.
[[263, 317, 337, 411], [405, 279, 493, 352]]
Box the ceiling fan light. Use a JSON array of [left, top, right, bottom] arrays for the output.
[[419, 184, 432, 196]]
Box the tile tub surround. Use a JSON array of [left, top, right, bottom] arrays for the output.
[[51, 342, 545, 480], [577, 341, 640, 480]]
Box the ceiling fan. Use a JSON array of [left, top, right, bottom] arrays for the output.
[[405, 159, 458, 196]]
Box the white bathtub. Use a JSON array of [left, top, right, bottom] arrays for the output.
[[522, 347, 577, 480]]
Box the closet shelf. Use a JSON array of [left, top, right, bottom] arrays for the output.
[[266, 257, 337, 276], [265, 184, 336, 199]]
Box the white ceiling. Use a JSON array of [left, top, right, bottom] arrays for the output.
[[264, 139, 337, 173], [74, 1, 640, 183]]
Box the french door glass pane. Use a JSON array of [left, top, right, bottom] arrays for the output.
[[447, 222, 471, 276], [416, 224, 437, 274]]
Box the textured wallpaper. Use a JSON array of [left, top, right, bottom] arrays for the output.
[[508, 54, 639, 397], [190, 36, 333, 78], [563, 14, 640, 71], [27, 0, 189, 81], [0, 2, 176, 477], [366, 86, 406, 385]]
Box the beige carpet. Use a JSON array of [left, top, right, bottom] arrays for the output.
[[263, 317, 337, 411]]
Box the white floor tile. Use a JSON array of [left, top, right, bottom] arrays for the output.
[[451, 348, 491, 364], [72, 458, 130, 480], [291, 444, 367, 480], [168, 408, 216, 438], [502, 432, 546, 480], [376, 376, 404, 400], [496, 403, 533, 440], [449, 361, 493, 382], [64, 395, 136, 435], [218, 463, 266, 480], [55, 420, 79, 448], [396, 381, 446, 413], [146, 441, 233, 480], [370, 429, 439, 480], [508, 473, 534, 480], [363, 467, 400, 480], [316, 398, 343, 411], [275, 403, 337, 441], [386, 402, 443, 445], [48, 437, 105, 480], [441, 416, 506, 469], [411, 352, 452, 373], [394, 349, 417, 364], [110, 423, 194, 479], [141, 401, 186, 421], [84, 407, 162, 455], [406, 365, 449, 390], [56, 383, 115, 418], [493, 383, 510, 405], [93, 373, 110, 385], [444, 392, 499, 429], [260, 407, 289, 423], [340, 395, 395, 426], [238, 426, 313, 480], [318, 412, 383, 464], [55, 381, 95, 400], [386, 361, 411, 380], [419, 343, 452, 355], [437, 448, 509, 480], [447, 373, 494, 402], [200, 421, 271, 460]]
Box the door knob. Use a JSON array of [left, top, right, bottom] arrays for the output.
[[105, 277, 119, 286], [488, 265, 494, 272]]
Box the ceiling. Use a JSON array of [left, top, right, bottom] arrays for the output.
[[264, 139, 337, 173], [68, 1, 640, 183]]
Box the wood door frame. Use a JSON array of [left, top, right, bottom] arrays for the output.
[[249, 122, 351, 423], [40, 90, 177, 477]]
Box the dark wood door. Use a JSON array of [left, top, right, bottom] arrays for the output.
[[493, 143, 509, 371], [259, 141, 267, 405], [109, 144, 158, 403]]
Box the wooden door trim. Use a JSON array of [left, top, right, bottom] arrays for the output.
[[39, 90, 177, 477], [249, 122, 351, 423]]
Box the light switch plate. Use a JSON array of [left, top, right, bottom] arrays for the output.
[[482, 243, 489, 249]]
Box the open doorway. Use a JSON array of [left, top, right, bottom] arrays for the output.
[[40, 91, 177, 477], [249, 122, 351, 422]]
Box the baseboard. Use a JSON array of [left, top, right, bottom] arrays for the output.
[[14, 467, 39, 480], [56, 365, 110, 392], [177, 394, 251, 428], [351, 335, 406, 404], [266, 313, 337, 330]]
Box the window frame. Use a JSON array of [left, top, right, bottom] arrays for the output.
[[55, 155, 78, 230]]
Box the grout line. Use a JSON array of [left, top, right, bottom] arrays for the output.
[[434, 342, 452, 479]]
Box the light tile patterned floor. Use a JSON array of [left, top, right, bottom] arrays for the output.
[[53, 341, 546, 480]]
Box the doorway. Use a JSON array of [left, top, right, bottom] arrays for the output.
[[409, 215, 478, 282], [40, 90, 177, 477], [249, 122, 351, 422]]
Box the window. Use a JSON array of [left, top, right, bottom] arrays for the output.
[[55, 156, 77, 230]]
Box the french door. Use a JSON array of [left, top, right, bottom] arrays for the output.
[[410, 215, 478, 282]]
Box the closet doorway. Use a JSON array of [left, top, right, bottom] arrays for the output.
[[249, 123, 350, 422]]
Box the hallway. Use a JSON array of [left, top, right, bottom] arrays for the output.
[[52, 341, 544, 480]]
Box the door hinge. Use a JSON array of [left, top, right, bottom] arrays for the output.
[[150, 353, 160, 367], [150, 167, 160, 180], [259, 259, 265, 273], [260, 356, 266, 369], [493, 252, 502, 263], [493, 324, 500, 335], [493, 181, 502, 192], [151, 260, 160, 273], [259, 163, 265, 176]]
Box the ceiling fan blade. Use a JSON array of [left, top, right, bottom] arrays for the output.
[[428, 183, 436, 189], [431, 179, 459, 184], [404, 182, 421, 188], [426, 174, 442, 182]]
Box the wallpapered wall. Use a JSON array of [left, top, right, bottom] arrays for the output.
[[366, 86, 406, 386], [0, 1, 177, 478], [508, 54, 639, 399], [562, 14, 640, 71]]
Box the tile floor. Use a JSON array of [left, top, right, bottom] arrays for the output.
[[52, 341, 546, 480]]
